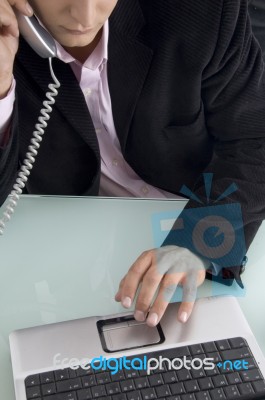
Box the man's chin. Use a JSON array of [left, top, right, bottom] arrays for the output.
[[59, 37, 95, 48]]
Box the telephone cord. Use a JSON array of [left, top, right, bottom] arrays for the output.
[[0, 58, 60, 235]]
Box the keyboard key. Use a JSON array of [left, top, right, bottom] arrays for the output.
[[112, 371, 126, 381], [149, 374, 164, 386], [69, 369, 77, 378], [229, 338, 247, 349], [243, 357, 257, 370], [176, 370, 192, 381], [112, 394, 128, 400], [91, 384, 107, 397], [40, 371, 55, 384], [41, 382, 56, 396], [212, 375, 227, 387], [217, 363, 234, 374], [154, 366, 168, 374], [198, 377, 213, 390], [26, 386, 41, 399], [141, 388, 157, 400], [135, 377, 149, 389], [43, 393, 77, 400], [55, 369, 70, 381], [75, 366, 93, 376], [205, 367, 219, 377], [139, 369, 150, 376], [215, 340, 230, 351], [184, 380, 200, 393], [240, 369, 263, 382], [162, 346, 190, 359], [124, 370, 139, 379], [195, 392, 211, 400], [202, 342, 217, 353], [97, 397, 111, 400], [57, 377, 82, 392], [237, 382, 254, 396], [77, 388, 92, 400], [127, 390, 142, 400], [120, 379, 135, 392], [170, 382, 185, 395], [189, 344, 204, 356], [96, 372, 111, 384], [181, 394, 195, 400], [206, 352, 221, 363], [106, 382, 121, 394], [209, 388, 226, 399], [155, 384, 171, 397], [221, 347, 251, 361], [25, 375, 40, 387], [252, 380, 265, 393], [226, 373, 241, 385], [223, 385, 240, 399], [81, 375, 96, 387], [168, 396, 181, 400], [163, 371, 177, 383], [190, 369, 205, 379]]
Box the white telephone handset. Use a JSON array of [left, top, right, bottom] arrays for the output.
[[0, 13, 61, 235], [15, 12, 57, 58]]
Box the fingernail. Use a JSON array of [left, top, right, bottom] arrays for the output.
[[147, 312, 158, 326], [179, 311, 188, 323], [134, 310, 146, 321], [122, 297, 131, 308], [26, 3, 33, 15]]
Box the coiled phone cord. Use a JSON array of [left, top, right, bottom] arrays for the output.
[[0, 58, 60, 235]]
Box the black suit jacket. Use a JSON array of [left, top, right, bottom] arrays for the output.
[[249, 0, 265, 57], [1, 0, 265, 284]]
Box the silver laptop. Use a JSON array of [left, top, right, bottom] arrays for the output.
[[9, 295, 265, 400]]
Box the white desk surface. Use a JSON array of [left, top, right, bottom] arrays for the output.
[[0, 196, 264, 400]]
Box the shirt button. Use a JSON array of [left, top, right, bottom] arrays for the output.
[[141, 186, 149, 195], [95, 128, 101, 134], [84, 88, 92, 96], [112, 158, 119, 166]]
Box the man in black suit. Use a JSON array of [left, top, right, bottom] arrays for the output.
[[0, 0, 265, 326]]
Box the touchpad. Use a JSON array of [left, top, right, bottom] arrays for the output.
[[97, 316, 164, 353]]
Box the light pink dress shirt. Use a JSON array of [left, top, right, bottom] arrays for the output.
[[0, 21, 180, 199]]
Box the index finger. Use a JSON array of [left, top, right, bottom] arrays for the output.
[[118, 250, 154, 307], [9, 0, 33, 16]]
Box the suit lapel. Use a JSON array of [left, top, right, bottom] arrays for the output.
[[16, 42, 100, 155], [108, 0, 153, 150]]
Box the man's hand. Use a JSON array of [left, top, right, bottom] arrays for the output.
[[115, 246, 209, 326], [0, 0, 33, 98]]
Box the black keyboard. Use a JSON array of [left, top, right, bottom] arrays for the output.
[[24, 337, 265, 400]]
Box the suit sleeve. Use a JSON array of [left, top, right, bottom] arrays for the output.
[[248, 0, 265, 57], [0, 99, 19, 206], [163, 0, 265, 286]]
